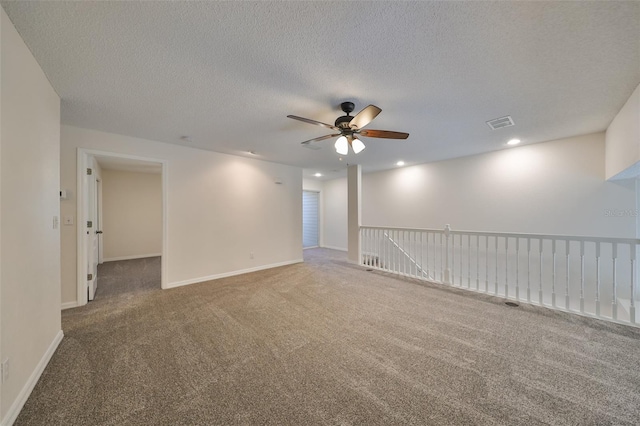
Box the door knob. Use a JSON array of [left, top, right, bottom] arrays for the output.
[[96, 230, 103, 234]]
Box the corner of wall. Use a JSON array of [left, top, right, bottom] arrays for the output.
[[605, 83, 640, 180]]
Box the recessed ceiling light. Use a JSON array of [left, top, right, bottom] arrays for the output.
[[396, 161, 405, 166], [507, 139, 521, 146], [314, 173, 322, 177]]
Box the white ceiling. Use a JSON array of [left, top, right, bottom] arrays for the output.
[[3, 1, 639, 180]]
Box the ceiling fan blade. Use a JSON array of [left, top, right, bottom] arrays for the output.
[[359, 129, 409, 139], [300, 133, 341, 145], [349, 105, 382, 129], [287, 115, 340, 131]]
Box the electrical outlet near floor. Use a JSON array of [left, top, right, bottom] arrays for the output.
[[250, 252, 254, 259], [1, 358, 9, 383]]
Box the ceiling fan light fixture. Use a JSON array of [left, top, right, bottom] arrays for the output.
[[351, 138, 365, 154], [335, 136, 349, 155]]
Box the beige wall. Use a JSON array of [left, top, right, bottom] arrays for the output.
[[101, 169, 162, 260], [606, 83, 640, 180], [1, 7, 62, 424], [61, 125, 303, 304], [361, 133, 636, 238], [318, 133, 636, 245]]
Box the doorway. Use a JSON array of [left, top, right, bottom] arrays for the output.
[[303, 190, 319, 248], [77, 149, 167, 306]]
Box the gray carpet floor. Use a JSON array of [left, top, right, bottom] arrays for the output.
[[14, 249, 640, 425]]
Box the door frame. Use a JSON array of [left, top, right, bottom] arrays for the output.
[[97, 176, 103, 264], [76, 148, 168, 306]]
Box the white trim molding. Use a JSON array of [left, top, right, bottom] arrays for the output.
[[61, 301, 79, 311], [166, 259, 303, 289], [103, 253, 162, 262], [1, 330, 64, 426], [320, 245, 348, 252]]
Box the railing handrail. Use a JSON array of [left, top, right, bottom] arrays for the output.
[[361, 225, 639, 245]]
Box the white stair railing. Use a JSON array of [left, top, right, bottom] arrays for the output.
[[360, 225, 639, 327], [362, 231, 429, 279]]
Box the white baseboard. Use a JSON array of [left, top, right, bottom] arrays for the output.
[[321, 245, 348, 252], [1, 330, 64, 426], [165, 259, 304, 289], [61, 301, 79, 310], [103, 253, 162, 262]]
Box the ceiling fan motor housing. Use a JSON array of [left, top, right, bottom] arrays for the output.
[[335, 102, 356, 129], [335, 115, 353, 129]]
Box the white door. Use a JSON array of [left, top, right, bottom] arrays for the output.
[[303, 191, 319, 248], [86, 168, 99, 300]]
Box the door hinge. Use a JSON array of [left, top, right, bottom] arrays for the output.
[[87, 221, 93, 228], [87, 274, 93, 281], [87, 168, 93, 175]]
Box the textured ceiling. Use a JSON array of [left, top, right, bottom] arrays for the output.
[[3, 1, 639, 179]]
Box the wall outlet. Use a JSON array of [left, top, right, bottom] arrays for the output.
[[1, 358, 9, 383], [250, 252, 254, 259], [53, 216, 59, 229]]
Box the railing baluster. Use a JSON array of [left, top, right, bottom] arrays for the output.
[[485, 236, 489, 293], [378, 229, 382, 270], [391, 230, 395, 273], [364, 228, 368, 265], [455, 235, 459, 286], [412, 231, 416, 277], [539, 239, 544, 305], [505, 237, 509, 298], [526, 238, 531, 302], [552, 239, 557, 307], [612, 242, 618, 320], [419, 231, 423, 278], [596, 242, 601, 317], [565, 240, 571, 310], [495, 236, 499, 295], [452, 234, 456, 285], [515, 238, 520, 300], [467, 234, 471, 289], [630, 243, 636, 324], [580, 241, 585, 313], [440, 233, 444, 282], [476, 235, 480, 290]]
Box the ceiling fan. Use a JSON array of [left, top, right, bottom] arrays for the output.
[[287, 102, 409, 155]]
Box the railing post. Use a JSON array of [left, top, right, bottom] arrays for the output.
[[444, 224, 451, 284]]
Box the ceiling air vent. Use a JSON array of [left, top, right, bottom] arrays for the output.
[[486, 116, 515, 130]]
